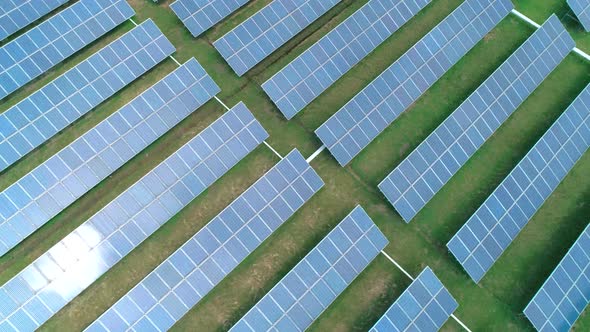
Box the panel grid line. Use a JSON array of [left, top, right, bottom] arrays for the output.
[[213, 0, 341, 76], [0, 0, 135, 99], [0, 0, 69, 41], [448, 81, 590, 283], [0, 18, 175, 172], [0, 57, 219, 257], [86, 149, 323, 332], [0, 102, 268, 331], [170, 0, 248, 38], [316, 0, 513, 166], [262, 0, 431, 120], [230, 205, 389, 332], [524, 224, 590, 331], [379, 13, 575, 222]]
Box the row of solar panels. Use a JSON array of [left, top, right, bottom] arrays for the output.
[[166, 0, 590, 330]]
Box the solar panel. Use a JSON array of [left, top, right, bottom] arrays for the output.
[[378, 13, 574, 222], [0, 102, 268, 331], [213, 0, 341, 76], [230, 205, 388, 332], [0, 19, 174, 173], [0, 0, 69, 41], [170, 0, 248, 38], [0, 58, 220, 258], [567, 0, 590, 32], [85, 149, 324, 332], [0, 0, 135, 100], [524, 223, 590, 331], [261, 0, 431, 120], [370, 267, 458, 331], [447, 82, 590, 283], [316, 0, 513, 167]]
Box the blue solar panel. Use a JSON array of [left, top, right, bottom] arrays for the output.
[[0, 0, 135, 100], [0, 58, 220, 258], [316, 0, 513, 167], [170, 0, 248, 38], [0, 102, 268, 331], [0, 0, 69, 41], [567, 0, 590, 32], [230, 205, 388, 332], [0, 19, 174, 173], [85, 149, 324, 332], [370, 267, 458, 331], [213, 0, 341, 76], [262, 0, 431, 120], [447, 82, 590, 283], [524, 223, 590, 332], [379, 14, 574, 222]]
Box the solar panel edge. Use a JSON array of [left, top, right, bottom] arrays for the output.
[[316, 0, 514, 167], [447, 80, 590, 284], [0, 103, 268, 330], [0, 18, 174, 173], [85, 148, 323, 332], [170, 0, 250, 38], [523, 223, 590, 330], [261, 0, 433, 120], [0, 19, 175, 207], [0, 0, 136, 100], [377, 9, 574, 224], [567, 0, 590, 32], [370, 266, 459, 332], [229, 205, 388, 332], [0, 57, 217, 258], [213, 0, 342, 77]]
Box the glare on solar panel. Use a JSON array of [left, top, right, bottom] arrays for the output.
[[261, 0, 432, 120], [213, 0, 341, 76], [170, 0, 248, 38], [567, 0, 590, 32], [378, 13, 574, 223], [0, 19, 174, 173], [0, 58, 220, 258], [0, 0, 135, 100], [524, 223, 590, 332], [85, 149, 324, 332], [447, 81, 590, 283], [0, 0, 69, 41], [230, 205, 389, 332], [0, 102, 269, 331], [316, 0, 513, 167], [370, 267, 458, 331]]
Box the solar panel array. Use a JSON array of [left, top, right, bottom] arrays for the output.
[[262, 0, 431, 120], [447, 82, 590, 283], [0, 102, 268, 331], [0, 19, 174, 173], [567, 0, 590, 32], [316, 0, 513, 167], [170, 0, 248, 38], [0, 58, 220, 258], [370, 267, 458, 331], [230, 205, 389, 332], [379, 14, 574, 222], [0, 0, 68, 41], [0, 0, 135, 100], [213, 0, 341, 76], [524, 223, 590, 331], [86, 149, 324, 332]]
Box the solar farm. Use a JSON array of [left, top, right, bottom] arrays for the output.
[[0, 0, 590, 331]]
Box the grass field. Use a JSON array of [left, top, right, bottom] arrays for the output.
[[0, 0, 589, 331]]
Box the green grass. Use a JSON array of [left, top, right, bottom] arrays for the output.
[[0, 0, 589, 331]]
